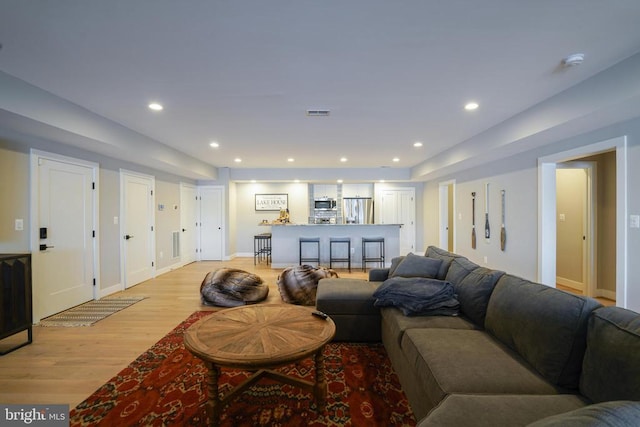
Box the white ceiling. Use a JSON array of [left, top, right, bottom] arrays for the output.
[[1, 1, 640, 174]]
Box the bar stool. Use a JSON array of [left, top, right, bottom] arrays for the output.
[[362, 237, 385, 271], [299, 237, 321, 266], [254, 233, 272, 265], [329, 237, 351, 272]]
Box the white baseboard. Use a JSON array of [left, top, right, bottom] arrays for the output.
[[99, 283, 123, 298], [156, 260, 184, 277]]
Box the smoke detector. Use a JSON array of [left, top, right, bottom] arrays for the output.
[[562, 53, 585, 67]]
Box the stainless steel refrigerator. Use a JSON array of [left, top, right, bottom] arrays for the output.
[[343, 197, 374, 224]]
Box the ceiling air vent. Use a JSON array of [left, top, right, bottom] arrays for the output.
[[306, 109, 330, 117]]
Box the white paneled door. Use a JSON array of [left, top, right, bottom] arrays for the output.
[[120, 171, 155, 288], [180, 183, 198, 264], [199, 186, 224, 260], [32, 153, 97, 321], [379, 188, 416, 256]]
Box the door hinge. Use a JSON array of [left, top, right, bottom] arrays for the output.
[[93, 278, 96, 286], [151, 225, 154, 231], [92, 230, 95, 238], [92, 182, 95, 190], [152, 261, 155, 267], [150, 190, 153, 196]]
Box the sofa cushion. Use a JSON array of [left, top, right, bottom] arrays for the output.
[[381, 307, 477, 347], [580, 307, 640, 403], [527, 401, 640, 427], [454, 267, 504, 327], [315, 278, 381, 316], [373, 277, 459, 316], [444, 257, 479, 285], [390, 252, 442, 279], [485, 275, 601, 390], [387, 256, 405, 277], [425, 246, 465, 280], [402, 328, 560, 412], [419, 394, 587, 427]]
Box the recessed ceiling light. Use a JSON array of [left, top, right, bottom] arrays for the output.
[[287, 158, 295, 162], [340, 157, 348, 163], [464, 102, 479, 111], [234, 158, 242, 163], [413, 142, 423, 148], [209, 141, 219, 148], [392, 157, 400, 162], [148, 102, 163, 111]]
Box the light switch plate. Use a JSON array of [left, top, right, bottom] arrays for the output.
[[630, 215, 640, 229], [15, 219, 23, 231]]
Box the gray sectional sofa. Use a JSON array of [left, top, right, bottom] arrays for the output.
[[316, 246, 640, 426]]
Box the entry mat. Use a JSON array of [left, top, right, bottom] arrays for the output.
[[39, 296, 146, 327]]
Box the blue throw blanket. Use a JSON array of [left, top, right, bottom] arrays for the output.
[[373, 277, 460, 316]]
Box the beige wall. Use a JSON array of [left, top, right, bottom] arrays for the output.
[[556, 168, 586, 286], [234, 182, 310, 255], [0, 145, 29, 252], [584, 151, 617, 294], [155, 179, 181, 270]]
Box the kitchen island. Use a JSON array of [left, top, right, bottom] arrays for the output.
[[267, 223, 402, 269]]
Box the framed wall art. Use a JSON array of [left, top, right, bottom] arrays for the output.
[[255, 193, 288, 211]]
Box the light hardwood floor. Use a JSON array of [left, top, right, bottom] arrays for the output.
[[0, 259, 367, 408]]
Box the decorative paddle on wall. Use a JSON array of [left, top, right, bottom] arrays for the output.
[[500, 189, 506, 251], [484, 183, 490, 240], [471, 192, 476, 249]]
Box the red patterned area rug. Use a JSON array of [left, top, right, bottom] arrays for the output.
[[70, 311, 416, 426]]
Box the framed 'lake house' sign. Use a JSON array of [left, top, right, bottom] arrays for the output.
[[255, 193, 288, 211]]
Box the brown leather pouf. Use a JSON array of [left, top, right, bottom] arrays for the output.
[[200, 268, 269, 307], [277, 265, 338, 305]]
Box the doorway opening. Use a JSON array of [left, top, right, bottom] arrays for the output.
[[438, 180, 455, 252], [539, 136, 626, 308]]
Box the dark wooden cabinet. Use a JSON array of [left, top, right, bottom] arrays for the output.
[[0, 253, 33, 355]]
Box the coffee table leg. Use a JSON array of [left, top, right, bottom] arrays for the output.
[[314, 348, 328, 410], [206, 362, 221, 427]]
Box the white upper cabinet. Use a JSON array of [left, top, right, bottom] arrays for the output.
[[342, 183, 373, 198], [313, 184, 338, 199]]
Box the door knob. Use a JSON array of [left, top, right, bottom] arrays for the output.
[[39, 244, 55, 251], [124, 234, 134, 240]]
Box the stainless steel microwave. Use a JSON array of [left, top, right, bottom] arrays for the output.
[[314, 198, 337, 210]]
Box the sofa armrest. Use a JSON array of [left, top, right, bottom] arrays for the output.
[[369, 268, 390, 282]]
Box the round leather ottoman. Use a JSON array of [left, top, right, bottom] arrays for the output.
[[277, 265, 338, 305], [200, 268, 269, 307]]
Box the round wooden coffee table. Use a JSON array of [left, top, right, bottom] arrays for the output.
[[184, 304, 336, 426]]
